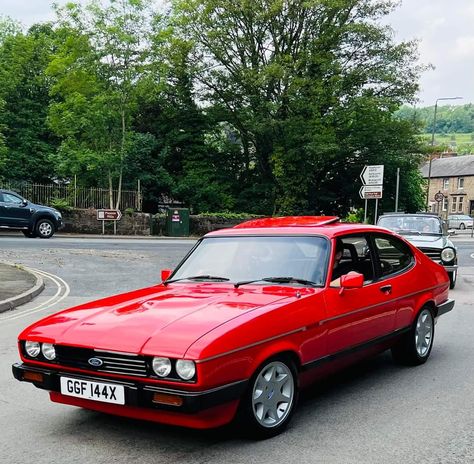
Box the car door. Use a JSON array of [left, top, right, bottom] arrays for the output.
[[370, 233, 418, 331], [322, 234, 397, 355], [1, 192, 30, 227]]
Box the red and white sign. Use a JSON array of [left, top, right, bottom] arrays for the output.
[[97, 209, 122, 221], [359, 185, 383, 199]]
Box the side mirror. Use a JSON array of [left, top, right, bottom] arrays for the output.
[[21, 199, 28, 207], [161, 269, 172, 282], [339, 272, 364, 293]]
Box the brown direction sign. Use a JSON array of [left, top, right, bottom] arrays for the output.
[[97, 209, 122, 221]]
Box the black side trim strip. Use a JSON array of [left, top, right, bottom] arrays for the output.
[[301, 327, 411, 372]]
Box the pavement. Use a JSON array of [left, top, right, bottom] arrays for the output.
[[0, 262, 44, 313]]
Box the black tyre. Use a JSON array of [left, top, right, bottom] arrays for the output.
[[460, 223, 466, 230], [449, 271, 457, 289], [392, 307, 434, 366], [237, 356, 298, 439], [22, 230, 36, 238], [35, 219, 55, 239]]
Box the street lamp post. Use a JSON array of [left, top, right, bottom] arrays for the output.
[[426, 96, 463, 210]]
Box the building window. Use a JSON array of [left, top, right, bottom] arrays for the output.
[[443, 197, 448, 211], [458, 196, 464, 213], [452, 197, 457, 212], [458, 178, 464, 189], [443, 178, 449, 190]]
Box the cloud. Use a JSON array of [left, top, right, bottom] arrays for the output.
[[387, 0, 474, 104], [454, 36, 474, 57]]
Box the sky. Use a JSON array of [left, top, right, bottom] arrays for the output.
[[0, 0, 473, 106]]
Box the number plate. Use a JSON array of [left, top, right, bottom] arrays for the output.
[[60, 377, 125, 405]]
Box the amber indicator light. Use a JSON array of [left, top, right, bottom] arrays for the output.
[[23, 372, 44, 383], [152, 393, 183, 406]]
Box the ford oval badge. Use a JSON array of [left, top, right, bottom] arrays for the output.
[[88, 357, 103, 367]]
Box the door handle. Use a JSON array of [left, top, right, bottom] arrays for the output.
[[379, 284, 392, 295]]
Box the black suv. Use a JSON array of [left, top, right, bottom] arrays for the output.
[[0, 189, 63, 239], [377, 212, 458, 289]]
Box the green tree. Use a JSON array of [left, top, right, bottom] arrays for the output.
[[171, 0, 425, 215], [0, 22, 59, 182], [49, 0, 156, 208]]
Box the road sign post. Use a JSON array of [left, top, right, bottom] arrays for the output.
[[97, 209, 122, 235], [360, 165, 384, 223]]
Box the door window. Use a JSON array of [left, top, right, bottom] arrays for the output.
[[330, 235, 375, 285], [2, 193, 23, 204], [373, 235, 413, 278]]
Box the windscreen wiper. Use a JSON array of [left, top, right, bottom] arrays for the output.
[[234, 276, 320, 288], [164, 275, 230, 285]]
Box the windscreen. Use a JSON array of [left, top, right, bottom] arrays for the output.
[[378, 216, 442, 235], [171, 236, 330, 286]]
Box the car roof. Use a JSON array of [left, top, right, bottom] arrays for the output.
[[205, 216, 396, 239], [0, 189, 21, 196]]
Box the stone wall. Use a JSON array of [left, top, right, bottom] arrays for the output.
[[61, 209, 151, 235], [152, 215, 254, 236], [61, 209, 255, 236]]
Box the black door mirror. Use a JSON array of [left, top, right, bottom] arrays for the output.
[[21, 199, 28, 207]]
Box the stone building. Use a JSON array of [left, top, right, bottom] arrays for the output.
[[421, 153, 474, 217]]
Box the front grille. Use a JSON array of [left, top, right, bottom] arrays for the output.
[[419, 247, 441, 262], [55, 345, 148, 378]]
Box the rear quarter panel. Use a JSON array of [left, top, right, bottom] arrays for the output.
[[395, 245, 450, 328]]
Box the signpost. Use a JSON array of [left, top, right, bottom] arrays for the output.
[[434, 191, 444, 216], [97, 209, 122, 235], [360, 165, 384, 223], [359, 185, 383, 199]]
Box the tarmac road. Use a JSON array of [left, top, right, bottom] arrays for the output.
[[1, 234, 473, 464]]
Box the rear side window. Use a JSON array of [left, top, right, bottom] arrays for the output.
[[374, 235, 413, 277]]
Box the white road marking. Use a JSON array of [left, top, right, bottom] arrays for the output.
[[0, 267, 70, 322], [471, 253, 474, 259]]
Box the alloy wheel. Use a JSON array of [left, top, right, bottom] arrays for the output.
[[415, 309, 433, 357], [251, 361, 295, 428]]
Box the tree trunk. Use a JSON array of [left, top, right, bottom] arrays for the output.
[[108, 171, 114, 209]]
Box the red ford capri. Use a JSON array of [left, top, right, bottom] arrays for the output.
[[12, 216, 454, 438]]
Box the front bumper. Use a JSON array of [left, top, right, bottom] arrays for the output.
[[12, 363, 247, 414], [442, 264, 458, 272]]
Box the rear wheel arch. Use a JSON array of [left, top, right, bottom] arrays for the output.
[[422, 300, 437, 318]]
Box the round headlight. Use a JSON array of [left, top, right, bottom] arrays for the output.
[[25, 341, 40, 357], [176, 359, 196, 380], [152, 357, 172, 377], [441, 247, 456, 263], [41, 343, 56, 360]]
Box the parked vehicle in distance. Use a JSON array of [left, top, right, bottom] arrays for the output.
[[12, 216, 454, 438], [377, 212, 458, 289], [448, 214, 473, 230], [0, 189, 63, 238]]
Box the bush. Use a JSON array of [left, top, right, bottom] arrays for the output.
[[343, 209, 365, 224], [196, 211, 262, 220], [50, 197, 72, 211]]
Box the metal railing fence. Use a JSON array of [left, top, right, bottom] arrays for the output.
[[0, 182, 141, 210]]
